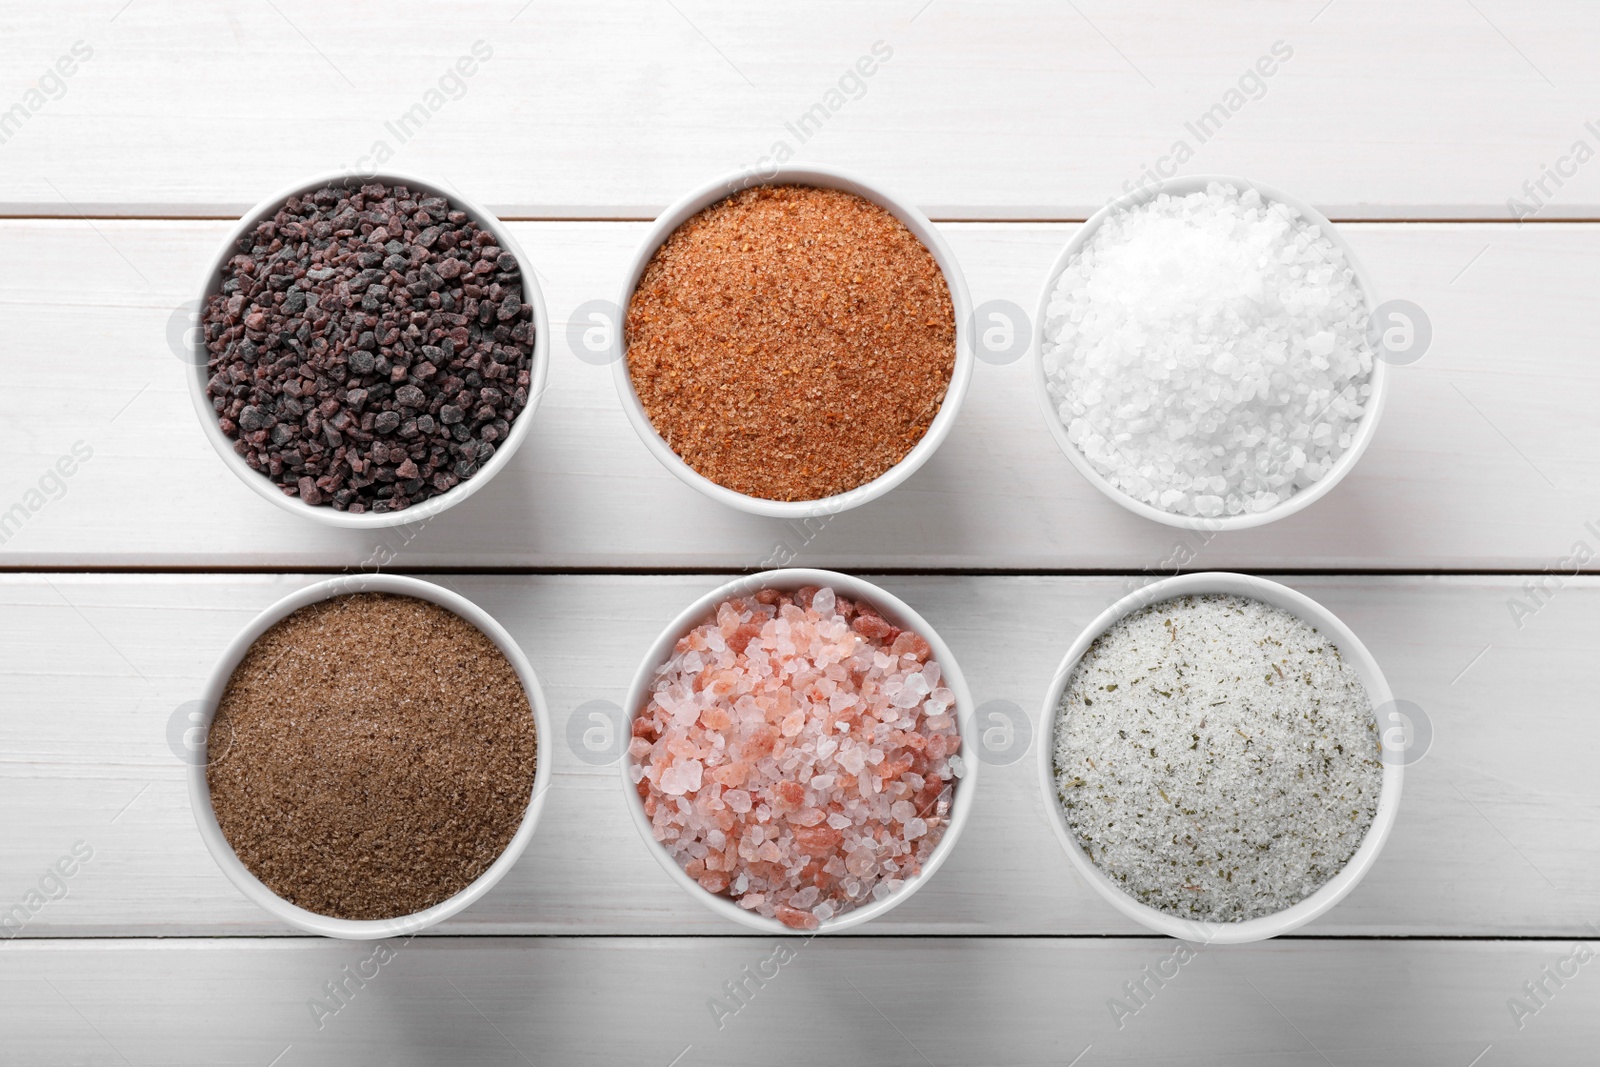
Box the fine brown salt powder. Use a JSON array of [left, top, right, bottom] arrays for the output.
[[625, 185, 957, 501], [206, 592, 537, 920]]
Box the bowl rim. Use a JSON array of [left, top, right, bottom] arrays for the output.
[[620, 568, 977, 933], [1035, 571, 1403, 944], [611, 163, 974, 518], [186, 168, 551, 529], [187, 572, 553, 939], [1030, 173, 1391, 531]]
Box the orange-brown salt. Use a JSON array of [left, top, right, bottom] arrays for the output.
[[625, 185, 957, 501]]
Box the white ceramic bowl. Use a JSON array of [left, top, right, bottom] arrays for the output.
[[1037, 571, 1402, 944], [188, 573, 552, 939], [1032, 174, 1389, 531], [187, 170, 550, 529], [622, 568, 977, 932], [613, 165, 973, 518]]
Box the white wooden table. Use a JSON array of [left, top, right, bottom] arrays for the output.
[[4, 3, 1599, 1064]]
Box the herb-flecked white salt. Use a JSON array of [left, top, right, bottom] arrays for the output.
[[1052, 593, 1382, 922]]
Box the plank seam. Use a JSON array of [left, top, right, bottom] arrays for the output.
[[1, 567, 1598, 578]]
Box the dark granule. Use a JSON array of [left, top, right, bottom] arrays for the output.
[[625, 185, 957, 502], [201, 182, 537, 514], [206, 593, 537, 920]]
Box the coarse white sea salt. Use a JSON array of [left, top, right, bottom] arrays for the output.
[[1052, 594, 1382, 922], [1041, 183, 1374, 519]]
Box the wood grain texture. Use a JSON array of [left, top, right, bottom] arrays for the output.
[[2, 220, 1598, 570], [2, 937, 1597, 1066], [3, 574, 1595, 938], [1, 2, 1597, 219]]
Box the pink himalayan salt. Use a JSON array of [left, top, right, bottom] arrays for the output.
[[630, 585, 961, 929]]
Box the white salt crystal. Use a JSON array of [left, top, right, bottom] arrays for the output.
[[1041, 182, 1374, 518], [838, 745, 866, 775]]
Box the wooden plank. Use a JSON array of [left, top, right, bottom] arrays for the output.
[[3, 573, 1596, 937], [1, 219, 1597, 570], [2, 2, 1599, 219], [2, 937, 1596, 1065]]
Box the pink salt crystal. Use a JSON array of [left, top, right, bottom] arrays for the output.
[[711, 762, 749, 788], [630, 587, 961, 926], [890, 631, 931, 663], [846, 850, 876, 878], [794, 824, 843, 853], [662, 759, 703, 795], [853, 613, 895, 642], [728, 622, 763, 655]]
